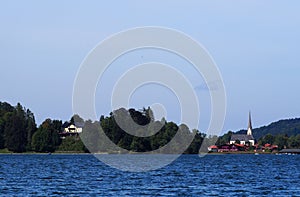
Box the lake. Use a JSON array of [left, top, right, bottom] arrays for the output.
[[0, 154, 299, 196]]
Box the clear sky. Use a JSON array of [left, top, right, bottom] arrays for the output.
[[1, 1, 300, 134]]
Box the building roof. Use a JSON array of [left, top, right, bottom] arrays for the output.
[[209, 145, 218, 149], [230, 134, 254, 142], [279, 149, 300, 153]]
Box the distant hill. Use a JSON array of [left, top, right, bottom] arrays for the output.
[[235, 118, 300, 140]]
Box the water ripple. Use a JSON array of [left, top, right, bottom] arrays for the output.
[[0, 154, 299, 196]]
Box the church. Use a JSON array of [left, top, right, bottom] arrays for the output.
[[230, 112, 255, 146]]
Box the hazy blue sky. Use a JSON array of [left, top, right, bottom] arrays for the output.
[[1, 1, 300, 133]]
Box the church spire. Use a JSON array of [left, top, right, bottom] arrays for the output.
[[247, 111, 252, 136]]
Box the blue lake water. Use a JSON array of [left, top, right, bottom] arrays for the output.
[[0, 154, 300, 196]]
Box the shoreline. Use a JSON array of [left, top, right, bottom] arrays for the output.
[[206, 151, 275, 155], [0, 149, 284, 155], [0, 151, 277, 155]]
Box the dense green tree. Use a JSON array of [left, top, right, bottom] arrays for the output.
[[97, 109, 195, 153], [288, 134, 300, 148], [185, 130, 205, 154], [0, 118, 5, 149], [0, 102, 14, 116], [130, 137, 145, 152], [58, 136, 86, 152], [258, 133, 274, 145], [256, 133, 300, 149], [52, 120, 63, 132], [81, 120, 110, 153], [4, 103, 28, 152], [0, 102, 36, 152], [24, 109, 37, 151], [274, 134, 289, 149], [117, 134, 132, 150], [216, 131, 233, 145], [0, 102, 15, 149], [32, 119, 61, 152]]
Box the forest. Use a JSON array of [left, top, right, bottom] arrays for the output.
[[0, 101, 300, 153], [0, 102, 204, 153]]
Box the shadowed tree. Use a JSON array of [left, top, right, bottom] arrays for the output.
[[4, 103, 28, 152], [32, 119, 61, 152]]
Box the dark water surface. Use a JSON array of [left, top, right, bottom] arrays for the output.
[[0, 154, 300, 196]]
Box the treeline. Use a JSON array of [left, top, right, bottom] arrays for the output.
[[0, 102, 36, 152], [2, 101, 299, 153], [258, 133, 300, 149], [0, 102, 85, 153], [217, 131, 300, 150], [0, 102, 206, 153], [96, 108, 205, 153], [70, 108, 206, 154]]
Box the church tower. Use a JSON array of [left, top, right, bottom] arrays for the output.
[[247, 111, 253, 136]]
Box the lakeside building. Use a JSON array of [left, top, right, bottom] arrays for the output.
[[207, 113, 280, 153], [208, 145, 218, 152], [279, 149, 300, 154], [64, 124, 82, 133], [229, 112, 255, 146], [59, 124, 83, 139]]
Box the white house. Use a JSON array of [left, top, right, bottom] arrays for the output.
[[64, 124, 82, 134]]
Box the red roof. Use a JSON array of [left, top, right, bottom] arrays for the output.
[[265, 143, 271, 147], [209, 145, 218, 149]]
